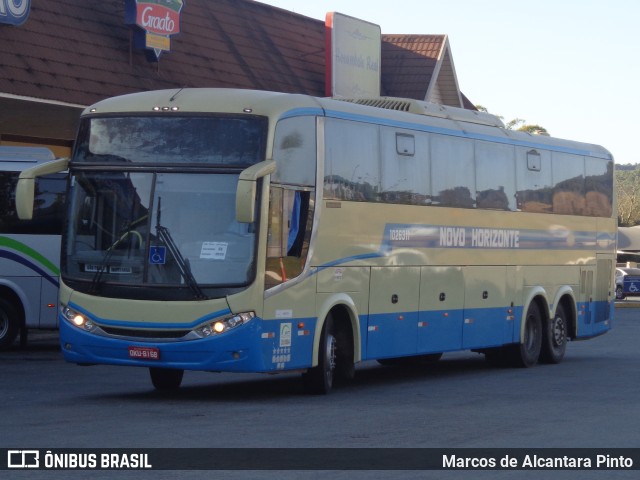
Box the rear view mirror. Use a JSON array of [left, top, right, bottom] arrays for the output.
[[16, 158, 69, 220], [236, 160, 276, 223]]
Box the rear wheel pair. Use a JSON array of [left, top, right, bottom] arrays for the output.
[[485, 302, 567, 367], [540, 304, 567, 364]]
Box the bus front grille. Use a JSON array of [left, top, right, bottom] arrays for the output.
[[101, 327, 190, 339]]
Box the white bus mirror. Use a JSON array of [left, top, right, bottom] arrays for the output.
[[16, 177, 35, 220], [236, 160, 276, 223], [16, 158, 69, 220]]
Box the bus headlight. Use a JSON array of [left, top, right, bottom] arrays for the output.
[[62, 306, 96, 332], [195, 312, 255, 338]]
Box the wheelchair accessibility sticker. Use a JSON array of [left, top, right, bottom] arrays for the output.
[[149, 246, 167, 265], [627, 281, 640, 294]]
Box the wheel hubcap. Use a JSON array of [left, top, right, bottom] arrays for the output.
[[552, 316, 566, 347], [325, 334, 337, 381]]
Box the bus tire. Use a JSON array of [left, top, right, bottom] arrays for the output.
[[616, 285, 625, 300], [304, 315, 337, 394], [335, 319, 355, 382], [149, 367, 184, 390], [0, 298, 20, 350], [508, 301, 542, 368], [540, 304, 567, 364]]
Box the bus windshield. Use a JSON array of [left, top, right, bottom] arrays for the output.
[[63, 171, 257, 300], [63, 115, 267, 300]]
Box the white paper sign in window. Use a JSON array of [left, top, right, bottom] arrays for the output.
[[200, 242, 228, 260]]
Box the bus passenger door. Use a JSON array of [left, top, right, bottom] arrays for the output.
[[462, 266, 511, 349], [417, 267, 464, 353], [367, 267, 420, 359]]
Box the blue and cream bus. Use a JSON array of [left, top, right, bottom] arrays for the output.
[[0, 147, 65, 349], [16, 89, 615, 392]]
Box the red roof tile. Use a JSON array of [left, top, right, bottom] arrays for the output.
[[0, 0, 470, 141], [1, 1, 466, 109], [1, 0, 328, 106], [381, 34, 445, 100]]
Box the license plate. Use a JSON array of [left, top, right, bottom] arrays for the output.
[[128, 346, 160, 360]]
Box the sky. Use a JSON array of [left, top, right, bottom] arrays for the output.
[[257, 0, 638, 164]]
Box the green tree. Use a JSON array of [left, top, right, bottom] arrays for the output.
[[616, 165, 640, 226], [518, 124, 549, 136], [474, 106, 548, 134]]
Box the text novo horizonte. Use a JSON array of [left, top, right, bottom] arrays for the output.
[[439, 227, 520, 249]]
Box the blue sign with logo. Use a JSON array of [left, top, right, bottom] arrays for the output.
[[624, 277, 640, 295], [0, 0, 31, 26], [149, 246, 167, 265]]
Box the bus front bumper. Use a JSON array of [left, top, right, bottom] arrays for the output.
[[59, 315, 311, 373]]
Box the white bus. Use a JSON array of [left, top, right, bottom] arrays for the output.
[[16, 89, 616, 392], [0, 147, 66, 349]]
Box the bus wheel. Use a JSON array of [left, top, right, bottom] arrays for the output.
[[304, 315, 337, 394], [335, 321, 355, 382], [616, 285, 625, 300], [509, 302, 542, 368], [540, 305, 567, 364], [149, 367, 184, 390], [0, 298, 20, 350]]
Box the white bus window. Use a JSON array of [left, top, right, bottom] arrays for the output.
[[516, 148, 552, 213], [552, 152, 585, 215], [380, 128, 430, 205], [475, 141, 516, 211], [431, 135, 475, 208], [272, 117, 317, 187], [584, 157, 613, 217], [324, 119, 380, 202]]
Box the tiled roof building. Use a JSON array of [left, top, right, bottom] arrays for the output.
[[382, 35, 462, 107], [0, 0, 470, 154]]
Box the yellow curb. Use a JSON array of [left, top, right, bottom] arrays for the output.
[[615, 302, 640, 308]]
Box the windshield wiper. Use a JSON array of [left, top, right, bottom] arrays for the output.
[[155, 197, 207, 300]]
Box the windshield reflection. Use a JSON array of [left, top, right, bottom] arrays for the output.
[[63, 172, 256, 300], [74, 116, 267, 166]]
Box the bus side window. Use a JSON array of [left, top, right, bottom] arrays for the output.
[[516, 148, 552, 213], [266, 187, 313, 288]]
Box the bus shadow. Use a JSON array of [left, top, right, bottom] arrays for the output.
[[98, 354, 496, 403], [2, 330, 61, 354]]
